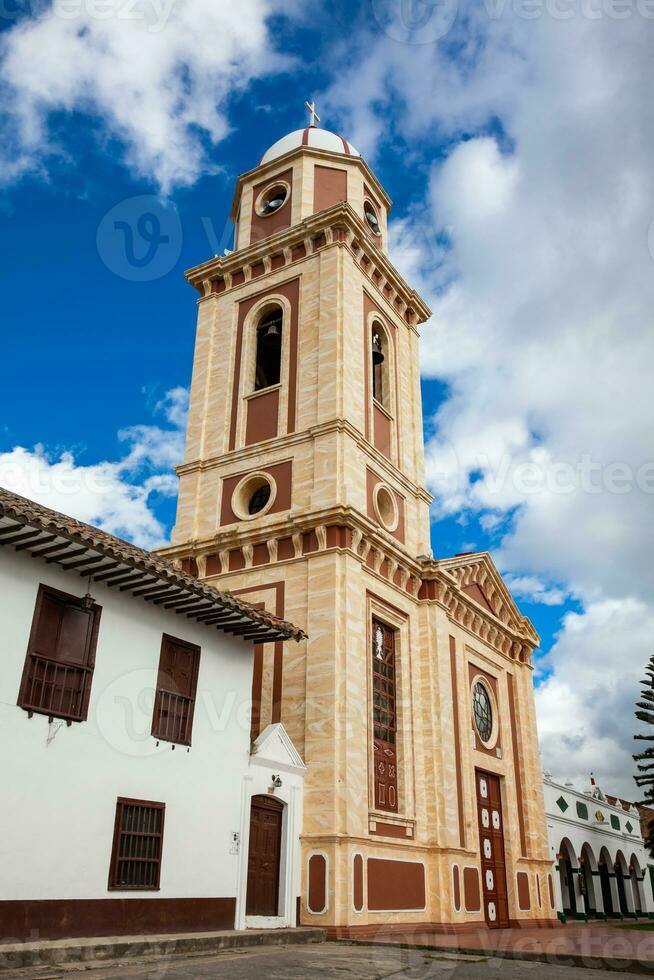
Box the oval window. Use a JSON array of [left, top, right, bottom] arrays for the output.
[[472, 681, 493, 744], [364, 201, 381, 235], [257, 183, 288, 217], [374, 484, 399, 532], [248, 482, 271, 515]]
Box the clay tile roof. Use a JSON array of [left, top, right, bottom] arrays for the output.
[[0, 486, 305, 644]]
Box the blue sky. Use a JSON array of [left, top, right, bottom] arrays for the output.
[[1, 0, 653, 795]]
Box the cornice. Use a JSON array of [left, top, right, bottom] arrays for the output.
[[176, 416, 433, 506], [184, 202, 432, 326], [159, 511, 537, 668]]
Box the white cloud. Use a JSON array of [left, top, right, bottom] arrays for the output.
[[0, 387, 187, 548], [326, 2, 654, 795], [536, 599, 654, 798], [503, 574, 566, 606], [0, 0, 294, 190]]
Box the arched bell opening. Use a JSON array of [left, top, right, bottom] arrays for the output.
[[254, 306, 283, 392]]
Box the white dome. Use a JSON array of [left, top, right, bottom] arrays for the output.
[[260, 127, 360, 165]]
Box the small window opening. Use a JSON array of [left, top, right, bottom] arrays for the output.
[[255, 309, 282, 391], [248, 482, 271, 515]]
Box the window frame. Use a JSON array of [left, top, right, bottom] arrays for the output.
[[151, 633, 201, 747], [108, 797, 166, 892], [17, 583, 102, 724]]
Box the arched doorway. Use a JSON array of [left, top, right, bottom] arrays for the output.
[[629, 854, 645, 916], [580, 844, 598, 917], [558, 838, 578, 916], [615, 850, 633, 917], [598, 847, 616, 917], [246, 794, 284, 917]]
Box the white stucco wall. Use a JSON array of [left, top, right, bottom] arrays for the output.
[[0, 546, 256, 904]]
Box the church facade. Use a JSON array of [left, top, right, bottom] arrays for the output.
[[161, 122, 557, 933]]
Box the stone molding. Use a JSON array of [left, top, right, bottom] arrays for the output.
[[186, 201, 431, 327], [160, 514, 536, 667]]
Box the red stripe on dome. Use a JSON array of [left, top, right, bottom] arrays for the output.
[[302, 128, 311, 145], [341, 137, 351, 155]]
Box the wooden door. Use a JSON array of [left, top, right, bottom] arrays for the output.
[[475, 770, 510, 928], [246, 795, 283, 916]]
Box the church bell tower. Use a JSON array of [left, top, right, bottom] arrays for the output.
[[162, 110, 555, 933]]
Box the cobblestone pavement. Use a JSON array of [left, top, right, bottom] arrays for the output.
[[3, 943, 651, 980]]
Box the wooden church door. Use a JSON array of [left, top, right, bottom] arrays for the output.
[[246, 795, 283, 916], [476, 770, 510, 928]]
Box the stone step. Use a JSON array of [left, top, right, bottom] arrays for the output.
[[0, 927, 326, 973]]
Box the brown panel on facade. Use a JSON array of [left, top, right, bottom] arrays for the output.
[[228, 549, 245, 572], [277, 536, 294, 561], [302, 529, 319, 554], [373, 403, 392, 459], [250, 168, 293, 244], [517, 871, 531, 911], [453, 864, 461, 911], [211, 278, 226, 294], [507, 672, 528, 857], [365, 467, 405, 544], [291, 242, 306, 261], [229, 278, 299, 451], [231, 269, 245, 287], [326, 525, 349, 549], [271, 253, 285, 270], [0, 898, 236, 940], [468, 663, 502, 757], [367, 859, 425, 911], [463, 867, 481, 913], [245, 388, 279, 446], [353, 855, 364, 912], [370, 821, 410, 839], [548, 874, 555, 909], [231, 583, 285, 734], [449, 636, 466, 849], [252, 543, 269, 567], [308, 854, 327, 913], [313, 165, 347, 213], [462, 582, 495, 613], [220, 460, 293, 526], [250, 261, 265, 279]]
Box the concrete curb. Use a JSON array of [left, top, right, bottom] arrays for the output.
[[338, 938, 654, 975], [0, 927, 326, 973]]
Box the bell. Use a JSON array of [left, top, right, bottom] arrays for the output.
[[262, 318, 282, 347], [372, 333, 384, 365]]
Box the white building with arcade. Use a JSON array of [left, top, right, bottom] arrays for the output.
[[544, 773, 654, 923]]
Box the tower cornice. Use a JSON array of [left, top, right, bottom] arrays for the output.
[[184, 202, 432, 326]]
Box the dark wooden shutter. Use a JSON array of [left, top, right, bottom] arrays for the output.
[[17, 584, 101, 722], [151, 634, 200, 746], [372, 619, 398, 813], [108, 798, 165, 890]]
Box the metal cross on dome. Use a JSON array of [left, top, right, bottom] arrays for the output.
[[304, 99, 321, 127]]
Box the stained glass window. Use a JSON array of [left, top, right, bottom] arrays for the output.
[[473, 681, 493, 743]]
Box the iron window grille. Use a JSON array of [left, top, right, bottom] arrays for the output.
[[108, 798, 165, 891]]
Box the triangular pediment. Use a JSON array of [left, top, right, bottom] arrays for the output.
[[250, 722, 306, 774], [436, 552, 540, 646]]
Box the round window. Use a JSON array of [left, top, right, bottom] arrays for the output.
[[256, 183, 288, 217], [373, 483, 399, 532], [231, 472, 277, 521], [472, 681, 493, 744], [364, 201, 381, 236]]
